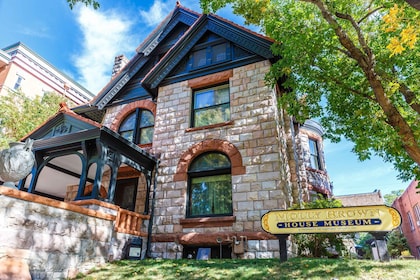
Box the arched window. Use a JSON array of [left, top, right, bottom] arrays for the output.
[[187, 152, 232, 217], [119, 109, 154, 145]]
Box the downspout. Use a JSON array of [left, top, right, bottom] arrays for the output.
[[145, 159, 160, 259], [289, 116, 304, 208]]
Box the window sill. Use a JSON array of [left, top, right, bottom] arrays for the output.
[[306, 167, 326, 175], [180, 216, 236, 228], [185, 121, 234, 133], [138, 143, 152, 148]]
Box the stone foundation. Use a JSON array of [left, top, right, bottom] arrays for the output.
[[0, 186, 147, 279]]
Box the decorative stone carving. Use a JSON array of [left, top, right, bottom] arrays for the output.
[[0, 138, 35, 188]]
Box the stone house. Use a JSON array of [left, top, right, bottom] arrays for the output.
[[1, 3, 333, 271]]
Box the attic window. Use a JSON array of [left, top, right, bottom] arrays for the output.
[[189, 42, 230, 70]]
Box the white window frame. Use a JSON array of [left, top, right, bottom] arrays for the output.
[[408, 211, 415, 231]]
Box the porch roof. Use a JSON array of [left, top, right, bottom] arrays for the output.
[[31, 126, 157, 172]]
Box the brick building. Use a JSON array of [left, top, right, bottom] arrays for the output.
[[392, 180, 420, 258], [13, 4, 332, 260], [0, 42, 94, 105]]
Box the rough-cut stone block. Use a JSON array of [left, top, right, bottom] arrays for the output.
[[0, 257, 31, 280]]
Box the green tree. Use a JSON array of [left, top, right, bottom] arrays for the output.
[[0, 90, 68, 149], [66, 0, 100, 9], [291, 196, 346, 258], [386, 229, 410, 257], [356, 232, 375, 259], [201, 0, 420, 182], [383, 189, 404, 206]]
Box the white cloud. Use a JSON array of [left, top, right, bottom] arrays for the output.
[[139, 1, 173, 27], [73, 6, 136, 94]]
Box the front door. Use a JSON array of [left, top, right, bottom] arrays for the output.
[[114, 178, 138, 211]]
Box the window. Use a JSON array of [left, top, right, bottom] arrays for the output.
[[192, 84, 230, 127], [408, 212, 415, 231], [309, 139, 321, 170], [119, 109, 154, 144], [187, 152, 232, 217], [414, 204, 420, 226], [14, 75, 23, 90], [114, 178, 138, 211], [190, 42, 229, 69]]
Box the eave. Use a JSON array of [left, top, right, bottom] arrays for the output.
[[142, 14, 275, 92]]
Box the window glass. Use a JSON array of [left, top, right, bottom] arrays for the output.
[[408, 212, 415, 231], [188, 153, 232, 217], [190, 153, 231, 171], [119, 109, 154, 144], [212, 43, 227, 62], [193, 49, 207, 68], [309, 139, 321, 170], [14, 76, 23, 90], [414, 204, 420, 221], [140, 110, 154, 127], [193, 84, 230, 127], [114, 178, 138, 212], [190, 174, 232, 216], [119, 113, 137, 142], [140, 126, 154, 144]]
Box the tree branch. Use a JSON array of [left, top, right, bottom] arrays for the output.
[[314, 67, 376, 101], [335, 12, 372, 60], [302, 0, 420, 165], [357, 6, 385, 24], [399, 83, 420, 115]]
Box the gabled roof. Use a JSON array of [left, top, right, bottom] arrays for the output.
[[21, 102, 157, 170], [136, 4, 200, 55], [141, 13, 274, 92], [75, 4, 275, 113], [89, 4, 199, 110], [22, 103, 102, 141]]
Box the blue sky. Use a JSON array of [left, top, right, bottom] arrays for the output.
[[0, 0, 410, 196]]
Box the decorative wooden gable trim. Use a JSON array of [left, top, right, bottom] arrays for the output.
[[142, 14, 274, 92], [136, 5, 199, 55], [92, 6, 199, 110], [22, 107, 101, 141]]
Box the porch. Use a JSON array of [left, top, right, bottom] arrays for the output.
[[0, 185, 150, 278]]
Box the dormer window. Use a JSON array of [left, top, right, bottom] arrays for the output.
[[189, 42, 230, 70]]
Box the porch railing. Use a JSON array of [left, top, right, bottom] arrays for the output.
[[115, 208, 150, 237]]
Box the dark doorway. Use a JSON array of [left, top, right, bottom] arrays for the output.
[[114, 178, 138, 211]]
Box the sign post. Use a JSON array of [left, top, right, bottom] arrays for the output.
[[261, 205, 401, 261], [275, 234, 289, 262]]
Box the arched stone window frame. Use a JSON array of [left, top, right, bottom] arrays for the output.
[[110, 100, 157, 147], [173, 139, 245, 182]]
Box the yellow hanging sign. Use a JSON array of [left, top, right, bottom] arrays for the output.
[[261, 205, 401, 234]]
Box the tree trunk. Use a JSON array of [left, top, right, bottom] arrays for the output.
[[310, 0, 420, 166]]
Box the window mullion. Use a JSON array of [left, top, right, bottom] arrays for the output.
[[134, 108, 141, 144]]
